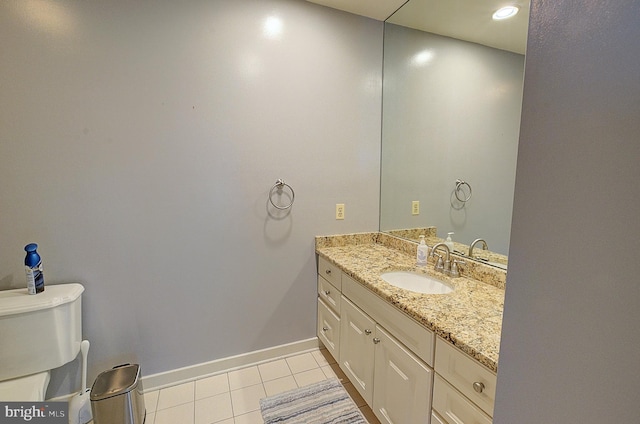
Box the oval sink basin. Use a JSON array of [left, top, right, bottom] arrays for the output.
[[380, 271, 453, 294]]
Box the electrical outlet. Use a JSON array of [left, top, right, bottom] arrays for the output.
[[336, 203, 345, 220], [412, 200, 420, 215]]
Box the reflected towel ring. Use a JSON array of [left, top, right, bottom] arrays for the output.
[[269, 179, 295, 210], [455, 179, 472, 203]]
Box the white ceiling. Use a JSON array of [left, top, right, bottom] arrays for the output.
[[305, 0, 408, 21], [306, 0, 530, 54]]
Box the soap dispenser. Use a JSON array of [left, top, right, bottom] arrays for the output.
[[445, 232, 455, 252], [417, 235, 429, 266]]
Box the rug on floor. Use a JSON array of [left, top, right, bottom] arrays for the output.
[[259, 378, 366, 424]]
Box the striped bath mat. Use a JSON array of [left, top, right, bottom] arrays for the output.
[[259, 378, 366, 424]]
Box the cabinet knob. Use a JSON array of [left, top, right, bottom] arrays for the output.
[[325, 269, 332, 275], [322, 326, 329, 332], [473, 382, 485, 393], [324, 290, 331, 296], [364, 329, 372, 335], [373, 337, 381, 344]]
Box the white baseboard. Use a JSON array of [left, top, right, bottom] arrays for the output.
[[141, 337, 321, 392]]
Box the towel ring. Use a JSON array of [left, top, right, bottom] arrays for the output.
[[269, 179, 295, 210], [454, 179, 472, 203]]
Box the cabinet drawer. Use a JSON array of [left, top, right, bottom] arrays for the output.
[[317, 298, 340, 361], [342, 274, 435, 367], [433, 374, 492, 424], [318, 275, 341, 315], [318, 256, 341, 290], [435, 338, 496, 417]]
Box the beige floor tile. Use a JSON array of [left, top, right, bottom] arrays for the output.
[[228, 366, 262, 391], [156, 381, 195, 410], [154, 402, 194, 424], [321, 362, 347, 382], [263, 375, 298, 397], [285, 352, 319, 374], [233, 410, 264, 424], [312, 348, 336, 366], [230, 383, 266, 416], [293, 368, 327, 387], [195, 373, 229, 400], [258, 359, 292, 382], [140, 348, 360, 424], [195, 391, 233, 424], [321, 364, 338, 379]]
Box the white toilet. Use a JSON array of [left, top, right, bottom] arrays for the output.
[[0, 283, 84, 401]]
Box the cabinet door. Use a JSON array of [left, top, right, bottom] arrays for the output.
[[373, 325, 432, 424], [317, 298, 340, 361], [339, 296, 375, 405]]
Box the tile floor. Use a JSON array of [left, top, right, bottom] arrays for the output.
[[142, 348, 381, 424]]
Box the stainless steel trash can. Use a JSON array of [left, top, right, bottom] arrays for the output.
[[90, 364, 146, 424]]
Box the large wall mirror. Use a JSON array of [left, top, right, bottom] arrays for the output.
[[380, 0, 530, 269]]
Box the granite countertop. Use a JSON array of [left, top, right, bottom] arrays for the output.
[[315, 234, 505, 373]]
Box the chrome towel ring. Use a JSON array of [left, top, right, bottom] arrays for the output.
[[269, 179, 295, 210], [454, 179, 472, 203]]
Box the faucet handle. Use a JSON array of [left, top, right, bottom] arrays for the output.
[[434, 255, 444, 272], [451, 259, 466, 278], [444, 258, 452, 275]]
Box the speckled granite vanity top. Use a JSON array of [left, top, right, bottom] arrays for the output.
[[316, 232, 505, 373]]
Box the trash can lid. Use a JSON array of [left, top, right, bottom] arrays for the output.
[[90, 364, 140, 401]]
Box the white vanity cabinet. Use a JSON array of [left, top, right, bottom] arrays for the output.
[[340, 296, 432, 423], [432, 337, 496, 424], [317, 257, 342, 362], [316, 254, 497, 424], [316, 260, 434, 424]]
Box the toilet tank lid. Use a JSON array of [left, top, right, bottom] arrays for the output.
[[0, 283, 84, 317]]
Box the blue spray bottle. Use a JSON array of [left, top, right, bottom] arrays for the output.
[[25, 243, 45, 294]]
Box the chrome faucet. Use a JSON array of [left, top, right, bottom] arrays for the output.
[[468, 238, 488, 258], [430, 242, 451, 274]]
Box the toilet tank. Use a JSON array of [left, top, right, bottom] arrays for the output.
[[0, 283, 84, 382]]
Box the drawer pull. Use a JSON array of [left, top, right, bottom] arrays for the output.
[[322, 326, 329, 332], [373, 337, 381, 344], [473, 382, 485, 393], [325, 269, 332, 275], [324, 290, 331, 296], [364, 329, 372, 335]]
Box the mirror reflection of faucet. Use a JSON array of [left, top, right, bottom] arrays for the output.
[[469, 238, 489, 259]]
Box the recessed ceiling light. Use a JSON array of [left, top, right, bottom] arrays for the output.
[[493, 6, 519, 20]]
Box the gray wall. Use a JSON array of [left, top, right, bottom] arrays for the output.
[[380, 24, 524, 255], [0, 0, 382, 397], [495, 0, 640, 422]]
